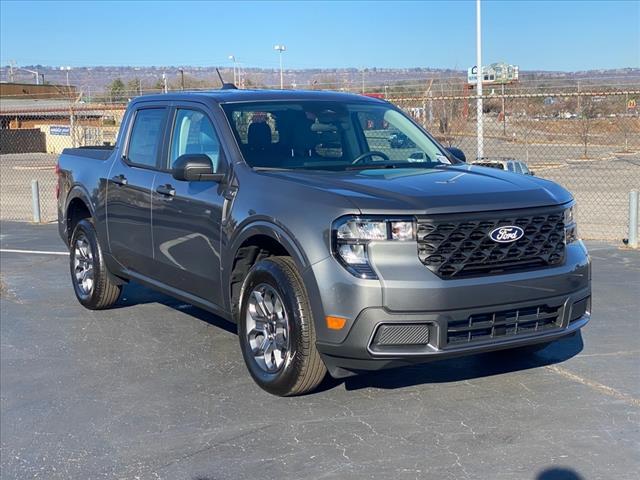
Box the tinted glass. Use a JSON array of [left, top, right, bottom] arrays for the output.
[[514, 162, 524, 174], [127, 108, 167, 168], [520, 162, 530, 174], [170, 109, 221, 171], [223, 101, 449, 171], [507, 162, 515, 172]]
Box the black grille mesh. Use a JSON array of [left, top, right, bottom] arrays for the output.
[[417, 210, 565, 279], [448, 304, 562, 345]]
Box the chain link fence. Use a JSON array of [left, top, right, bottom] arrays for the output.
[[1, 84, 638, 242]]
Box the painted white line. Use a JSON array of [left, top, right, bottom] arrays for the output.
[[545, 364, 640, 407], [0, 248, 68, 256]]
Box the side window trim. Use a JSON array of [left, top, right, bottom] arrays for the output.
[[123, 106, 169, 171]]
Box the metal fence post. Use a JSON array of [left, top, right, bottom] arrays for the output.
[[629, 191, 639, 249], [31, 179, 41, 223]]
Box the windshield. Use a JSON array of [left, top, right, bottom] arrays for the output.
[[222, 101, 451, 171]]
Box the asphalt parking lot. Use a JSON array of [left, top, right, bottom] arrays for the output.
[[1, 221, 639, 479]]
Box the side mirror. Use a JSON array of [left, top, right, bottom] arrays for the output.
[[529, 171, 535, 176], [172, 154, 225, 182], [445, 147, 466, 163]]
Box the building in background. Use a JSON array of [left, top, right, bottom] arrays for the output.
[[0, 82, 120, 153]]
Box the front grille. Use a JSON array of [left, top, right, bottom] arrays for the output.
[[417, 209, 565, 279], [447, 304, 562, 346]]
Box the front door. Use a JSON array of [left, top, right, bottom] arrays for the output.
[[107, 106, 168, 276], [151, 106, 226, 305]]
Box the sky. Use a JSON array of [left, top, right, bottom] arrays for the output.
[[1, 0, 638, 71]]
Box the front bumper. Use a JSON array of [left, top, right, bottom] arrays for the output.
[[307, 241, 591, 378], [317, 288, 590, 378]]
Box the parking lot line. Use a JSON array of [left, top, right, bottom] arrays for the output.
[[545, 364, 640, 407], [0, 248, 68, 256]]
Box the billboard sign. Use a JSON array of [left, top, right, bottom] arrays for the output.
[[468, 63, 519, 85]]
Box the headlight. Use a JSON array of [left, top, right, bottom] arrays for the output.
[[332, 216, 416, 278], [564, 204, 578, 243]]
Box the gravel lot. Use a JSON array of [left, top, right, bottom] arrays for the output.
[[1, 221, 638, 479]]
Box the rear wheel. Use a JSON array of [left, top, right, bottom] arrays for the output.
[[70, 219, 121, 309], [238, 256, 326, 396]]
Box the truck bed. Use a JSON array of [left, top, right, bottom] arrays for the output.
[[61, 146, 114, 161]]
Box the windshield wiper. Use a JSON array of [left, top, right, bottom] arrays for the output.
[[346, 162, 446, 171], [253, 166, 294, 172], [345, 163, 400, 171]]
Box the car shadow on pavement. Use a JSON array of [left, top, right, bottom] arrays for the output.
[[118, 281, 583, 393], [117, 282, 237, 335], [332, 332, 584, 392]]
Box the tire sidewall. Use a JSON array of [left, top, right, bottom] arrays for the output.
[[69, 219, 103, 308], [238, 259, 308, 395]]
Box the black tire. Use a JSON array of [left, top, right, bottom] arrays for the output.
[[238, 256, 326, 396], [69, 219, 121, 310]]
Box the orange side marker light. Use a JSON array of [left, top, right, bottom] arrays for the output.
[[326, 316, 347, 330]]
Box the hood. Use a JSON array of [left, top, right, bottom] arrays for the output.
[[261, 165, 573, 214]]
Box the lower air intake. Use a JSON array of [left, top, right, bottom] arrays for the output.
[[372, 323, 430, 346]]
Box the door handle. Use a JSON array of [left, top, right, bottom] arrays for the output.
[[111, 174, 127, 186], [156, 184, 176, 197]]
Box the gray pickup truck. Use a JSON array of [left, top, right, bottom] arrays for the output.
[[57, 89, 591, 396]]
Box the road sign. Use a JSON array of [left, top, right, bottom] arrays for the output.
[[628, 99, 637, 111]]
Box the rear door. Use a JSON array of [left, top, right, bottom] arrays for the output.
[[106, 105, 169, 276], [150, 104, 227, 305]]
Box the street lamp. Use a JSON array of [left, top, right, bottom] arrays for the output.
[[274, 44, 286, 89], [228, 55, 237, 85], [178, 68, 185, 90], [60, 66, 71, 87]]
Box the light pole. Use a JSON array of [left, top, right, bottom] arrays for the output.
[[60, 66, 71, 87], [476, 0, 484, 160], [274, 44, 286, 89], [228, 55, 237, 85], [178, 68, 185, 90], [18, 67, 40, 85]]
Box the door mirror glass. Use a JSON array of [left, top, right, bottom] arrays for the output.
[[172, 154, 224, 182], [445, 147, 466, 162]]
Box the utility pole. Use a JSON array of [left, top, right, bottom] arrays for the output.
[[162, 73, 168, 93], [361, 69, 365, 94], [476, 0, 484, 160], [501, 83, 506, 136], [178, 68, 185, 90]]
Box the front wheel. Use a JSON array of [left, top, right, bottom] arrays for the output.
[[238, 257, 326, 396]]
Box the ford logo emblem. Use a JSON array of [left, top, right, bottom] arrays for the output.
[[489, 226, 524, 243]]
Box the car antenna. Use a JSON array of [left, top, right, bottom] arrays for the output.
[[216, 68, 238, 90]]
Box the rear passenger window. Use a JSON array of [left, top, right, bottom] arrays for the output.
[[507, 162, 515, 172], [127, 108, 167, 168]]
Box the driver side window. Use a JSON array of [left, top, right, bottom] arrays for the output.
[[170, 109, 221, 172]]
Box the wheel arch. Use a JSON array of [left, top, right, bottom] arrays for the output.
[[225, 221, 312, 321], [64, 186, 95, 243]]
